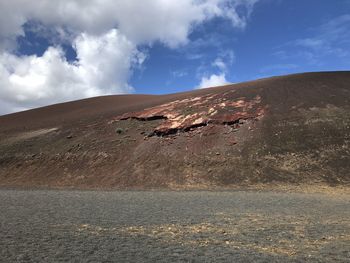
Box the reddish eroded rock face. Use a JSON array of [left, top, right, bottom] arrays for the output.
[[111, 90, 266, 136]]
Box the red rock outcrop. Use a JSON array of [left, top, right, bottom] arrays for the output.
[[111, 91, 266, 136]]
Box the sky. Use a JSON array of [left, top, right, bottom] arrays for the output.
[[0, 0, 349, 115]]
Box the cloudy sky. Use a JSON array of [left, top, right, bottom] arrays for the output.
[[0, 0, 349, 115]]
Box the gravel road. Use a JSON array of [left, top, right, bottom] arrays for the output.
[[0, 190, 349, 262]]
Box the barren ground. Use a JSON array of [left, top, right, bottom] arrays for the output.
[[1, 189, 349, 262], [0, 72, 349, 189]]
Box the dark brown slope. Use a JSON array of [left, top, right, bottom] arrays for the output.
[[0, 71, 349, 189]]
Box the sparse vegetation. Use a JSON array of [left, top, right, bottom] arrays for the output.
[[115, 127, 124, 134]]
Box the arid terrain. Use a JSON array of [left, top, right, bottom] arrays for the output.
[[1, 189, 349, 262], [0, 71, 349, 189], [1, 72, 349, 262]]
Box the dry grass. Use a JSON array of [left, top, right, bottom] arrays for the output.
[[72, 211, 350, 258]]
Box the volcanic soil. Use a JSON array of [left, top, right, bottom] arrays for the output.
[[0, 71, 349, 190]]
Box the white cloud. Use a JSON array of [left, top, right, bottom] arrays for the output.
[[196, 49, 234, 89], [0, 29, 142, 110], [0, 0, 259, 49], [0, 0, 259, 114], [197, 73, 228, 89], [217, 0, 259, 29], [212, 58, 227, 72], [211, 50, 235, 71]]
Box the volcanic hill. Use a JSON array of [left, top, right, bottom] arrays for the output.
[[0, 72, 349, 189]]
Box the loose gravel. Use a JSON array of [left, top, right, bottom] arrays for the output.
[[0, 190, 349, 262]]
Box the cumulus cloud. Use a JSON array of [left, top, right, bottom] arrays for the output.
[[0, 29, 142, 110], [197, 73, 228, 89], [212, 58, 227, 72], [0, 0, 258, 49], [0, 0, 259, 114], [197, 49, 234, 89]]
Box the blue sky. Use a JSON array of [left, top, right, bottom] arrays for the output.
[[0, 0, 349, 114], [130, 0, 350, 94]]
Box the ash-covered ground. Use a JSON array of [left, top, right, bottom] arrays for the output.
[[1, 190, 349, 262]]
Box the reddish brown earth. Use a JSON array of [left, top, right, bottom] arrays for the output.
[[0, 71, 349, 189]]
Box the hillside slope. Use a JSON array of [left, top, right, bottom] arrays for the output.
[[0, 72, 349, 189]]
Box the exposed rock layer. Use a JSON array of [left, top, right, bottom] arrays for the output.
[[112, 93, 265, 136]]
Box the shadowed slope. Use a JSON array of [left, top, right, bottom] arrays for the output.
[[0, 71, 349, 189]]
